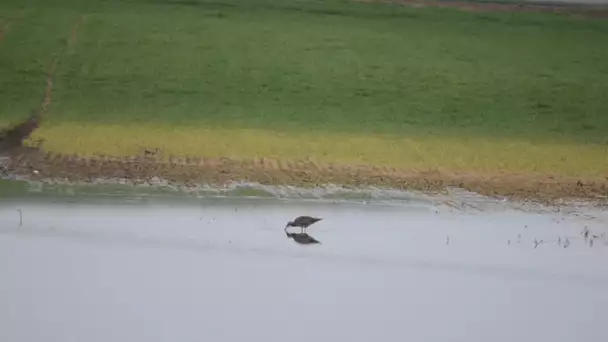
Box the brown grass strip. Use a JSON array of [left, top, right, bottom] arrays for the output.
[[0, 20, 12, 41], [1, 11, 27, 43], [69, 16, 83, 46], [40, 58, 58, 115]]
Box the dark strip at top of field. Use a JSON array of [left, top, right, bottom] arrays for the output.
[[363, 0, 608, 18], [148, 0, 608, 18]]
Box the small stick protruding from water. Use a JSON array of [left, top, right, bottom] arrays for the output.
[[564, 238, 570, 249], [589, 239, 594, 248], [557, 237, 562, 246], [17, 209, 22, 227], [583, 226, 589, 241], [517, 234, 522, 243], [507, 239, 511, 245], [533, 239, 540, 249], [446, 236, 450, 245]]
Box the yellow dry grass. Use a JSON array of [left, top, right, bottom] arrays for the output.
[[24, 122, 608, 178]]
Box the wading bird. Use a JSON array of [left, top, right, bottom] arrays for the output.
[[284, 226, 321, 245], [285, 216, 322, 234]]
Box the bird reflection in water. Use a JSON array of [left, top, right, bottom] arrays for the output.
[[284, 226, 322, 245]]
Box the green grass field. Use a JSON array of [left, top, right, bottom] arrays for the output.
[[1, 0, 608, 177]]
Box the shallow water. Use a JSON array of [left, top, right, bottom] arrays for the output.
[[1, 179, 607, 342]]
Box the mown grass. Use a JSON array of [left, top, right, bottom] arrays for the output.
[[1, 0, 608, 177]]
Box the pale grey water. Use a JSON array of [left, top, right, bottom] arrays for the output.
[[1, 179, 608, 342]]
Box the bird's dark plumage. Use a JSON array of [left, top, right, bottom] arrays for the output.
[[286, 216, 322, 233]]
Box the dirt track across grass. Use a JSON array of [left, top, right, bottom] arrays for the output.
[[361, 0, 608, 18]]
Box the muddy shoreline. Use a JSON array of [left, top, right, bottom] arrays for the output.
[[2, 115, 607, 205], [2, 149, 607, 205]]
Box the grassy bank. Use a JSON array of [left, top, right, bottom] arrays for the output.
[[1, 0, 608, 179], [27, 123, 608, 177]]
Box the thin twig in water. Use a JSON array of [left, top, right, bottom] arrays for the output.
[[17, 209, 22, 227]]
